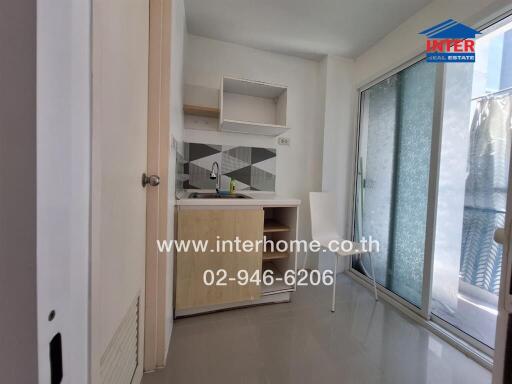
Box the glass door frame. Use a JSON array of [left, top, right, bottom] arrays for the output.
[[349, 52, 444, 319], [348, 9, 512, 363]]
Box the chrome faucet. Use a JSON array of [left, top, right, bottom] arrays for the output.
[[210, 161, 221, 193]]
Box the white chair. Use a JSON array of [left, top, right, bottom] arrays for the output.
[[309, 192, 378, 312]]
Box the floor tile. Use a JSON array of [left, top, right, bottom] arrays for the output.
[[142, 274, 491, 384]]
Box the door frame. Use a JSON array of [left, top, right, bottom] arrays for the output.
[[349, 51, 432, 322], [144, 0, 172, 371]]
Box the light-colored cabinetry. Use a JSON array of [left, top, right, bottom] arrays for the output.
[[175, 208, 264, 310], [175, 203, 299, 316]]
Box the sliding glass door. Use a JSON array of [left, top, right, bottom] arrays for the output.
[[431, 19, 512, 349], [354, 59, 437, 308], [353, 14, 512, 351]]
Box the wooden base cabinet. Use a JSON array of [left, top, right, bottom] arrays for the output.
[[175, 208, 264, 310]]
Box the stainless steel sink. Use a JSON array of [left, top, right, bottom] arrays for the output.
[[188, 192, 252, 199]]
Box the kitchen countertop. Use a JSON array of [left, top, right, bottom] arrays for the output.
[[176, 190, 301, 207]]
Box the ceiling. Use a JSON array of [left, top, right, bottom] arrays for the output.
[[184, 0, 432, 60]]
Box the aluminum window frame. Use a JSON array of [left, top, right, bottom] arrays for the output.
[[349, 8, 512, 367], [350, 53, 437, 320]]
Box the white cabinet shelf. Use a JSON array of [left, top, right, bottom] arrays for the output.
[[220, 76, 288, 136], [222, 119, 289, 136]]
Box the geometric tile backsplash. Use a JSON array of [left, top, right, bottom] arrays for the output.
[[182, 142, 276, 191]]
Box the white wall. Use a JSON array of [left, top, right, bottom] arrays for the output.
[[165, 0, 186, 359], [37, 0, 90, 383], [318, 55, 356, 272], [184, 35, 325, 267]]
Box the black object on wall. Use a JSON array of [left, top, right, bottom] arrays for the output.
[[50, 333, 63, 383]]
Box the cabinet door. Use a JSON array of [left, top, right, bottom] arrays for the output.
[[176, 209, 264, 310]]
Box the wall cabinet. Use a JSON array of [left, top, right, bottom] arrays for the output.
[[220, 76, 288, 136], [182, 77, 289, 136]]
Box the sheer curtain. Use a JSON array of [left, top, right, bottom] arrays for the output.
[[460, 94, 512, 294]]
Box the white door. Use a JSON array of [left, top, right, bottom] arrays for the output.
[[90, 0, 149, 383]]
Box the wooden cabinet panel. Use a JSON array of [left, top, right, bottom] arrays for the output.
[[176, 209, 264, 310]]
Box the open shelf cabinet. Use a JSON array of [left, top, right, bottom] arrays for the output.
[[220, 76, 289, 136], [263, 250, 289, 261], [261, 261, 292, 295], [260, 206, 298, 295], [264, 219, 290, 233]]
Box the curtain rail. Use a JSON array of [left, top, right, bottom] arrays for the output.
[[472, 86, 512, 101]]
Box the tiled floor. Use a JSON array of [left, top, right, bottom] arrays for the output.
[[142, 274, 492, 384], [432, 290, 497, 348]]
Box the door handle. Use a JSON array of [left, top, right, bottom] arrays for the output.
[[142, 173, 160, 188], [494, 228, 505, 245]]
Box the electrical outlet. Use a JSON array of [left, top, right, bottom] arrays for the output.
[[278, 137, 290, 146]]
